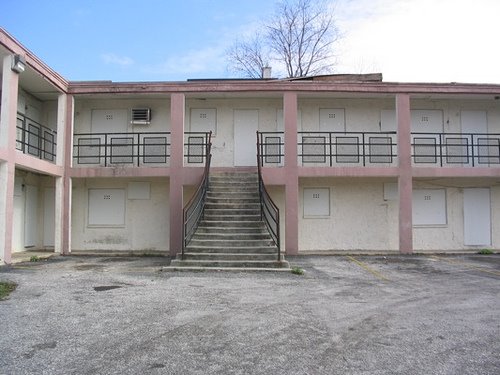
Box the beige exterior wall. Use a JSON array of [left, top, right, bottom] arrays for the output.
[[266, 177, 500, 253], [71, 177, 169, 252], [296, 178, 398, 252], [73, 98, 172, 133]]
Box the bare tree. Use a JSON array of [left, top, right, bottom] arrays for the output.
[[227, 0, 339, 78], [226, 34, 269, 79]]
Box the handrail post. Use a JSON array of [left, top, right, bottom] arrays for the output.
[[182, 131, 212, 258], [256, 131, 281, 262], [104, 134, 108, 167]]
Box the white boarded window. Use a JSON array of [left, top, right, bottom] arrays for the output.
[[88, 189, 126, 226], [413, 189, 446, 225], [91, 109, 128, 133], [411, 110, 443, 132], [320, 108, 345, 132], [304, 188, 330, 217], [191, 108, 216, 134]]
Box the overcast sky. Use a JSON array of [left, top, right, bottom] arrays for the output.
[[1, 0, 499, 83]]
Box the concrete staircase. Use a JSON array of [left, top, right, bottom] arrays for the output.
[[169, 172, 289, 271]]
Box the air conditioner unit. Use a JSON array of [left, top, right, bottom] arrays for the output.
[[131, 108, 151, 125]]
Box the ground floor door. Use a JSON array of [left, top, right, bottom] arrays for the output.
[[24, 185, 38, 248], [234, 109, 258, 166], [43, 187, 55, 247], [463, 188, 491, 246]]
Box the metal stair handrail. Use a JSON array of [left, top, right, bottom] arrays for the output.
[[182, 132, 212, 259], [256, 132, 281, 261]]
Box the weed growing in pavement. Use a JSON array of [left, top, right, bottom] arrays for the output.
[[478, 248, 494, 255], [291, 266, 304, 275], [0, 281, 17, 300], [30, 256, 40, 262]]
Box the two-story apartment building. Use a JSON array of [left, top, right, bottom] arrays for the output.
[[1, 28, 499, 264]]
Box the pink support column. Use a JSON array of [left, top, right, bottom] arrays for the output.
[[0, 55, 20, 264], [396, 93, 413, 254], [169, 93, 185, 256], [284, 92, 299, 255], [55, 94, 73, 255]]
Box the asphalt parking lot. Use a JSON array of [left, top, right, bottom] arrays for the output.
[[1, 254, 499, 375]]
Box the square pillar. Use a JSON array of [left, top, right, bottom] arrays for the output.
[[169, 93, 185, 256], [0, 55, 21, 264], [0, 162, 15, 264], [55, 94, 73, 255], [396, 93, 413, 254], [283, 92, 299, 255]]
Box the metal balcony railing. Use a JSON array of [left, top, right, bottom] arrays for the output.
[[73, 131, 211, 167], [298, 131, 398, 166], [16, 113, 57, 162], [411, 132, 500, 166]]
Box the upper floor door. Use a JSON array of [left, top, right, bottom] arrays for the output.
[[234, 109, 258, 166]]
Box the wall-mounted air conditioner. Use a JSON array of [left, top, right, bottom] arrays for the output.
[[131, 108, 151, 125]]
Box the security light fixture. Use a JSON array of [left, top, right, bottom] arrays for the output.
[[11, 54, 26, 74]]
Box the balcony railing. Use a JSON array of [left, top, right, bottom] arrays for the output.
[[258, 131, 500, 168], [257, 131, 284, 166], [258, 131, 398, 167], [411, 132, 500, 167], [298, 131, 398, 166], [16, 113, 57, 163], [73, 131, 211, 167]]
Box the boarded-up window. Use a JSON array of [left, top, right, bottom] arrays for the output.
[[413, 189, 446, 225], [88, 189, 126, 226]]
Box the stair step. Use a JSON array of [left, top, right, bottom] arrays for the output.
[[209, 179, 258, 185], [179, 252, 280, 261], [205, 203, 261, 210], [210, 173, 257, 179], [204, 208, 260, 215], [185, 246, 278, 254], [202, 214, 261, 221], [200, 220, 265, 228], [192, 232, 272, 240], [206, 197, 260, 203], [170, 259, 288, 268], [195, 226, 268, 234], [208, 188, 259, 194], [188, 239, 275, 247], [207, 195, 260, 202]]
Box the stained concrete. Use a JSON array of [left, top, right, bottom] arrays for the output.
[[0, 255, 499, 374]]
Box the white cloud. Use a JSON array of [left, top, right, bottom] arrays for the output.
[[143, 46, 227, 79], [101, 53, 134, 66], [334, 0, 500, 83]]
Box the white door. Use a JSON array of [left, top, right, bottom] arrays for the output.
[[43, 188, 55, 247], [464, 188, 491, 246], [24, 185, 38, 248], [461, 110, 487, 166], [12, 180, 24, 252], [234, 109, 258, 166]]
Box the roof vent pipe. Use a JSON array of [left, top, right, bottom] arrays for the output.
[[262, 66, 272, 79]]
